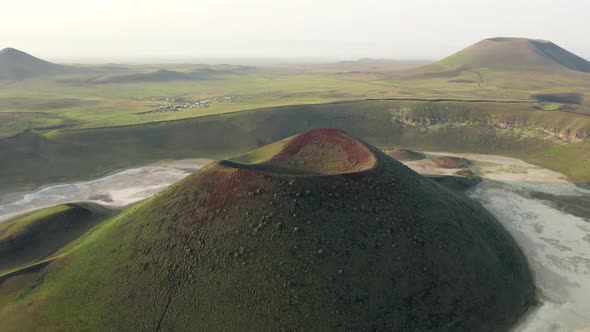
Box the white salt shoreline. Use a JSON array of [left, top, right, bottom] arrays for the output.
[[0, 158, 212, 223], [404, 152, 590, 332]]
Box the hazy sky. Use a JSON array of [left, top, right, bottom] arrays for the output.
[[2, 0, 589, 63]]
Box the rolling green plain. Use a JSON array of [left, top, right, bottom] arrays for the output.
[[1, 61, 589, 138], [1, 38, 590, 196]]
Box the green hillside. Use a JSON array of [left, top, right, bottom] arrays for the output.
[[1, 39, 589, 139], [0, 203, 118, 273], [1, 99, 589, 199], [434, 37, 590, 73], [0, 48, 68, 80], [0, 129, 535, 331]]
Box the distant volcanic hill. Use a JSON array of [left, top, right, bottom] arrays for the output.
[[87, 68, 215, 84], [430, 37, 590, 73], [0, 48, 69, 80], [0, 129, 535, 331]]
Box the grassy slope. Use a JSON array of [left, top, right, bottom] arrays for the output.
[[0, 136, 535, 331], [0, 48, 66, 81], [1, 100, 589, 199], [436, 38, 565, 72], [1, 54, 588, 194], [380, 38, 590, 109], [1, 56, 589, 138], [1, 49, 588, 190], [0, 203, 118, 274], [421, 38, 590, 77], [0, 70, 398, 137]]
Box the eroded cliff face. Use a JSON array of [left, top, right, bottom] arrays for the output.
[[389, 107, 590, 143]]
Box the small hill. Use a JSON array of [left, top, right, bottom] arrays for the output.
[[431, 156, 471, 168], [429, 37, 590, 73], [0, 48, 68, 80], [0, 129, 535, 331], [0, 203, 117, 272], [63, 68, 220, 85], [386, 148, 426, 161], [312, 58, 431, 72], [93, 69, 196, 84]]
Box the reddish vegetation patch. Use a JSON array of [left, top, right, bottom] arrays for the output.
[[270, 128, 375, 174], [204, 166, 258, 212], [220, 129, 377, 175], [386, 149, 426, 161], [431, 156, 471, 169]]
